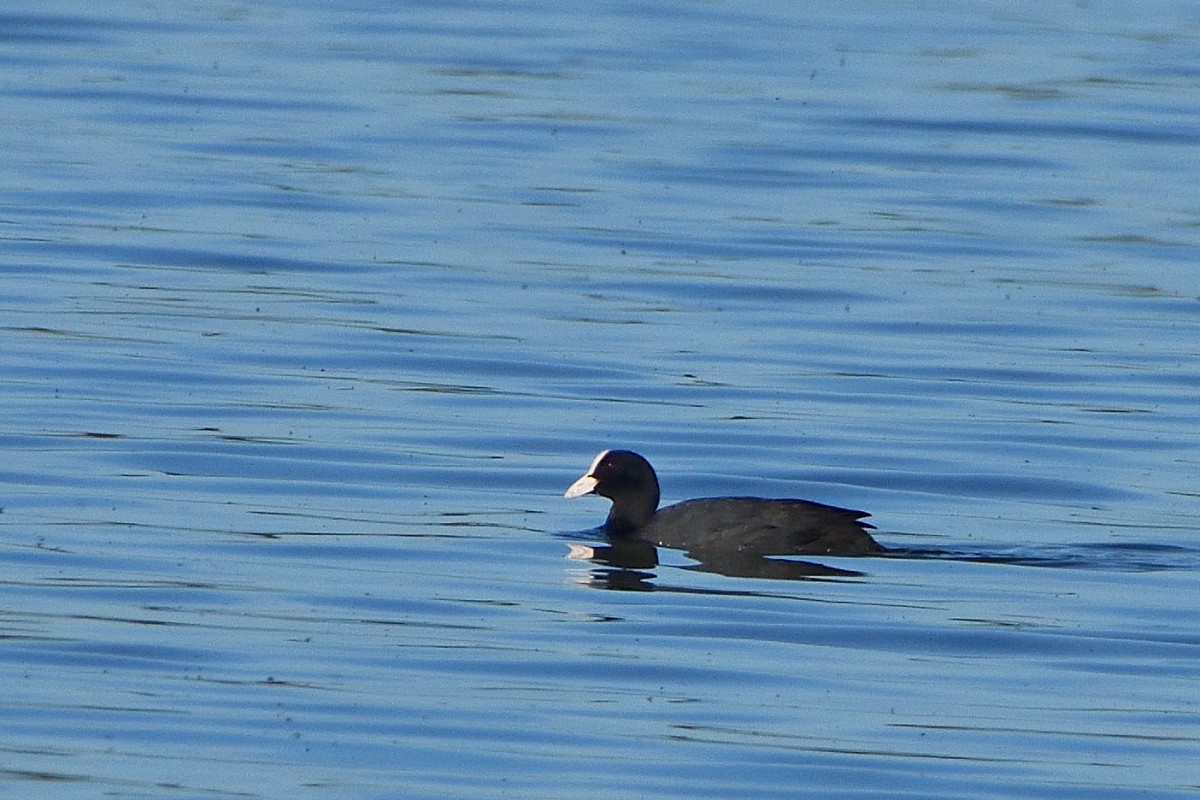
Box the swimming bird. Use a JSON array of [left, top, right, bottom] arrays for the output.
[[565, 449, 882, 557]]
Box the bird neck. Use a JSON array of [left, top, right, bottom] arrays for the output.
[[604, 488, 659, 537]]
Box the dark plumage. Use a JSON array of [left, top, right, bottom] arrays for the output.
[[565, 449, 882, 557]]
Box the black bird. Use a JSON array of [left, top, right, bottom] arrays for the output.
[[565, 449, 882, 557]]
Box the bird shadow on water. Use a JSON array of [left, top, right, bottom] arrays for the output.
[[559, 530, 873, 593], [558, 531, 1200, 593]]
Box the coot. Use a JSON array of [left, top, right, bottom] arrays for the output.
[[565, 449, 883, 556]]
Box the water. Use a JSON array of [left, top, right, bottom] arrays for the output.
[[2, 2, 1199, 798]]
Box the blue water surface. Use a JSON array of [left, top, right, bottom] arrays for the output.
[[1, 1, 1198, 798]]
